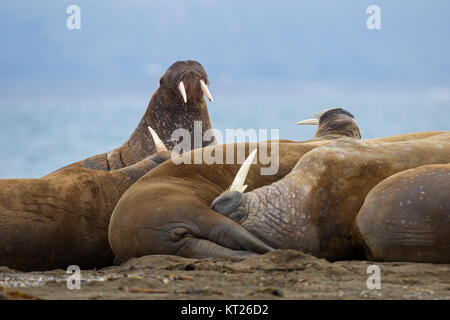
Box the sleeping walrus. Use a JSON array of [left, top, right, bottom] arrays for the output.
[[108, 105, 447, 262], [109, 131, 448, 263]]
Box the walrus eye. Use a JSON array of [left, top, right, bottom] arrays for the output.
[[178, 81, 187, 103], [200, 80, 213, 102]]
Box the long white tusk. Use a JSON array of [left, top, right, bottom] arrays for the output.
[[296, 118, 320, 125], [227, 149, 257, 193], [178, 81, 187, 103], [148, 126, 169, 156], [200, 80, 213, 102]]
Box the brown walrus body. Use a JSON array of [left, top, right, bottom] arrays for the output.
[[58, 60, 215, 172], [108, 130, 449, 262], [108, 140, 322, 260], [352, 164, 450, 263], [213, 133, 450, 261], [0, 154, 166, 271]]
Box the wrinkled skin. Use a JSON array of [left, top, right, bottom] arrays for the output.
[[0, 154, 167, 271], [215, 133, 450, 261], [109, 140, 320, 260], [107, 129, 445, 261], [58, 60, 215, 172], [352, 164, 450, 263]]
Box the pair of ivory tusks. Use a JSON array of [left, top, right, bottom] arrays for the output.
[[148, 125, 256, 194], [178, 80, 213, 104]]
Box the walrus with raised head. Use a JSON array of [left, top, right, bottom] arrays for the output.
[[0, 60, 218, 271], [296, 108, 361, 140], [352, 164, 450, 263], [58, 60, 215, 171]]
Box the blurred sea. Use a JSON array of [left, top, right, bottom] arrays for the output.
[[0, 83, 449, 178]]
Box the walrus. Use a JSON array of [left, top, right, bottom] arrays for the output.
[[108, 126, 449, 262], [211, 133, 450, 261], [0, 60, 216, 271], [0, 128, 171, 271], [352, 164, 450, 263], [296, 108, 361, 140], [58, 60, 215, 172]]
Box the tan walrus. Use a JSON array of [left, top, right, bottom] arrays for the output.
[[210, 133, 450, 261], [0, 129, 171, 271], [352, 163, 450, 263], [108, 106, 447, 261]]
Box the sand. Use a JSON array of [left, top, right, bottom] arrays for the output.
[[0, 250, 449, 300]]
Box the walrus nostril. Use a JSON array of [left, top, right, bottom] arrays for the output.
[[211, 191, 243, 216]]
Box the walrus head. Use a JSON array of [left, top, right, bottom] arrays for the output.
[[296, 108, 361, 139], [160, 60, 213, 105], [213, 108, 362, 227]]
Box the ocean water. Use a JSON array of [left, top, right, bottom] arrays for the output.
[[0, 83, 449, 179]]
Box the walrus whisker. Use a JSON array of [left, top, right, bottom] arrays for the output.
[[227, 149, 257, 193], [178, 81, 187, 103], [200, 79, 213, 102], [296, 118, 319, 125]]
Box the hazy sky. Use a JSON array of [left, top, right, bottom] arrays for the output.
[[0, 1, 449, 178], [1, 0, 449, 95]]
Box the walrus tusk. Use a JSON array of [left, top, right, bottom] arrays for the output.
[[296, 118, 320, 125], [200, 80, 213, 102], [227, 149, 257, 193], [178, 81, 187, 103], [148, 126, 170, 157]]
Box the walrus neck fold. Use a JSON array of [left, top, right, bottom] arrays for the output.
[[111, 153, 169, 191]]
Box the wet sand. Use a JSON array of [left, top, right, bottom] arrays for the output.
[[1, 250, 449, 300]]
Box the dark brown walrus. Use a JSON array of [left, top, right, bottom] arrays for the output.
[[108, 107, 446, 261], [58, 60, 215, 171], [352, 164, 450, 263]]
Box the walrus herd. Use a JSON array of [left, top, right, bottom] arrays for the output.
[[1, 60, 449, 271]]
